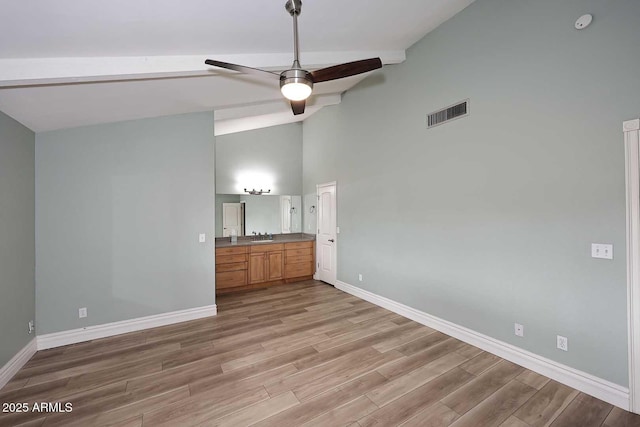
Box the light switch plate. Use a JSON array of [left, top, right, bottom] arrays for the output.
[[199, 233, 206, 243], [79, 307, 87, 318], [591, 243, 613, 259]]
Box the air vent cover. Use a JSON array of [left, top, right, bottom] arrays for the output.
[[427, 100, 469, 128]]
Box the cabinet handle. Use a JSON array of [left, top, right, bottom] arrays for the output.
[[328, 239, 335, 242]]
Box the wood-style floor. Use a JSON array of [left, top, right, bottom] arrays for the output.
[[1, 281, 639, 427]]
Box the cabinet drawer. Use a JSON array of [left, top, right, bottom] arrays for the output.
[[216, 270, 247, 289], [285, 254, 313, 264], [285, 241, 314, 250], [250, 243, 284, 253], [216, 262, 247, 273], [285, 262, 314, 279], [216, 254, 247, 264], [285, 248, 313, 257], [216, 246, 248, 256]]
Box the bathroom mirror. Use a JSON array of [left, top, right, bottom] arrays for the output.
[[215, 194, 302, 237]]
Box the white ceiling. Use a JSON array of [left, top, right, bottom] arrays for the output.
[[0, 0, 474, 134]]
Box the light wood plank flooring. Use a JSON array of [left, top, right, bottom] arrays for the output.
[[1, 281, 639, 426]]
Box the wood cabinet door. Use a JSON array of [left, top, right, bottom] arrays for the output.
[[267, 251, 284, 281], [249, 253, 266, 284]]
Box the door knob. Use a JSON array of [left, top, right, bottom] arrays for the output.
[[328, 239, 335, 242]]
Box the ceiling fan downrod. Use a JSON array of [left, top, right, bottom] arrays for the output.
[[280, 0, 313, 101], [285, 0, 302, 68]]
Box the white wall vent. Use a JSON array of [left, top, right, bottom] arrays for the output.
[[427, 99, 469, 128]]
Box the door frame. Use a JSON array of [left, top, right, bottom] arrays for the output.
[[625, 118, 640, 413], [316, 181, 337, 285]]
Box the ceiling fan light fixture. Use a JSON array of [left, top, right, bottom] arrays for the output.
[[281, 82, 312, 101], [280, 68, 313, 101]]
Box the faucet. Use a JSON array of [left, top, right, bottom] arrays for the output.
[[250, 232, 274, 241]]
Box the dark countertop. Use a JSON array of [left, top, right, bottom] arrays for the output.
[[215, 233, 315, 248]]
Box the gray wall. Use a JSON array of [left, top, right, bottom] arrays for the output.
[[0, 112, 35, 367], [36, 112, 215, 335], [216, 123, 302, 195], [303, 0, 639, 386]]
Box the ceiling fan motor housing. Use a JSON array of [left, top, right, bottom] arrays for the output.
[[280, 68, 313, 90]]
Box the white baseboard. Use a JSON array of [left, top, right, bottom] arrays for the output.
[[37, 304, 217, 350], [0, 338, 37, 390], [336, 280, 630, 410]]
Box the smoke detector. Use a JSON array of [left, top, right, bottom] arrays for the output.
[[575, 14, 593, 30]]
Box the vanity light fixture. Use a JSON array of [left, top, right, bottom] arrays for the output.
[[244, 188, 271, 196]]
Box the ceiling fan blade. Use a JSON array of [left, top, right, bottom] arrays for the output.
[[205, 59, 280, 79], [310, 58, 382, 83], [291, 100, 306, 115]]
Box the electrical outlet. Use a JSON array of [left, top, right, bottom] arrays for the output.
[[514, 323, 524, 337], [28, 320, 35, 334], [358, 274, 363, 282], [557, 335, 568, 351], [79, 307, 87, 318], [199, 233, 206, 243]]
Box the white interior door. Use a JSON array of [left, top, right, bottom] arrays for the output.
[[222, 203, 242, 237], [317, 182, 337, 285], [281, 195, 292, 234]]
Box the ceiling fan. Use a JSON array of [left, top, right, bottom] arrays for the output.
[[205, 0, 382, 116]]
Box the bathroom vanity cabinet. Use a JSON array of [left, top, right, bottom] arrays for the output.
[[215, 239, 315, 294]]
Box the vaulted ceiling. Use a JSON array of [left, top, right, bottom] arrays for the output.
[[0, 0, 474, 134]]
